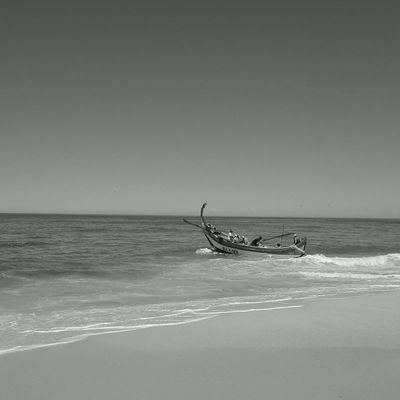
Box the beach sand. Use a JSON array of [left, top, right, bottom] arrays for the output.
[[1, 291, 400, 399]]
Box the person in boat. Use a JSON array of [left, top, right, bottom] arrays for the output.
[[293, 234, 301, 246], [206, 223, 218, 234], [233, 234, 245, 244], [238, 235, 248, 245], [250, 236, 263, 246], [206, 223, 220, 234], [228, 230, 234, 241]]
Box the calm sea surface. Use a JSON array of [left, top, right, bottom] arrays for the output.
[[1, 214, 400, 355]]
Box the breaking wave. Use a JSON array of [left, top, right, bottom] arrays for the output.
[[298, 253, 400, 268], [292, 253, 400, 284]]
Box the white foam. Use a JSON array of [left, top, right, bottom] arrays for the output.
[[0, 301, 308, 358], [30, 318, 201, 334], [301, 272, 377, 280], [215, 297, 293, 307], [195, 248, 215, 255], [300, 253, 400, 268], [299, 271, 400, 280], [195, 305, 302, 316], [0, 316, 216, 357]]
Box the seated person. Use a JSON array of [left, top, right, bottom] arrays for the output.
[[250, 236, 263, 246], [206, 223, 220, 234], [293, 234, 301, 245], [238, 235, 248, 245]]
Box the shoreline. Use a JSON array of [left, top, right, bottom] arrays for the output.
[[0, 289, 391, 358], [0, 300, 305, 358], [2, 290, 400, 399]]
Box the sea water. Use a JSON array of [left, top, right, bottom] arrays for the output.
[[1, 214, 400, 355]]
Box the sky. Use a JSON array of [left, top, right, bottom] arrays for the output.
[[1, 1, 400, 217]]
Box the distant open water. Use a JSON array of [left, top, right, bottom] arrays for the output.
[[1, 214, 400, 355]]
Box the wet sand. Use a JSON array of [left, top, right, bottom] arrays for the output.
[[1, 291, 400, 399]]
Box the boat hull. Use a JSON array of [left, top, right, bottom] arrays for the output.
[[204, 230, 306, 258]]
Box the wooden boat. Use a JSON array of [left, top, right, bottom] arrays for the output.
[[184, 203, 307, 257]]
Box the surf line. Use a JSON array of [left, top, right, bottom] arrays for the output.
[[194, 305, 302, 316]]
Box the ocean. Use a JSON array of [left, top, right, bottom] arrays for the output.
[[1, 214, 400, 355]]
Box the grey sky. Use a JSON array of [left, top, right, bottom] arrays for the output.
[[1, 1, 399, 217]]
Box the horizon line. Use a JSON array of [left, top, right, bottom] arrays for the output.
[[0, 211, 399, 221]]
